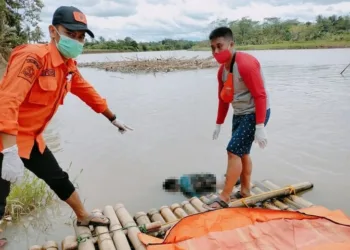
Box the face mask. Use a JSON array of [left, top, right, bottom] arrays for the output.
[[213, 49, 231, 64], [54, 28, 84, 59]]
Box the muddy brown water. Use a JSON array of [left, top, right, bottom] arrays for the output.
[[1, 48, 350, 249]]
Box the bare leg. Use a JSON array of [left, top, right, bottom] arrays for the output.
[[21, 144, 110, 226], [0, 238, 7, 248], [0, 226, 6, 248], [209, 152, 242, 208], [240, 154, 252, 197], [65, 191, 109, 224]]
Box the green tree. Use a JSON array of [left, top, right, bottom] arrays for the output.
[[30, 25, 44, 43], [0, 0, 44, 59]]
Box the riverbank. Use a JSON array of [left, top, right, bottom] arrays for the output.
[[82, 40, 350, 54]]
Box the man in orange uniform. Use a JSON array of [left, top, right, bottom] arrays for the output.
[[0, 6, 133, 232]]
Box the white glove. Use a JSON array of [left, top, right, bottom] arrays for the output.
[[1, 145, 24, 184], [111, 118, 133, 134], [254, 124, 268, 149], [212, 124, 221, 140]]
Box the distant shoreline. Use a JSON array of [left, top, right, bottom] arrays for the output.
[[82, 40, 350, 54], [191, 40, 350, 51]]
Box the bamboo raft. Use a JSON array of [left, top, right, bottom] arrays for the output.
[[29, 180, 314, 250]]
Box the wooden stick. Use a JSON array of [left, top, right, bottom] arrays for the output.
[[73, 219, 95, 250], [42, 241, 59, 250], [114, 204, 146, 250], [61, 236, 78, 250], [103, 205, 131, 250], [261, 180, 313, 208], [228, 182, 313, 208], [341, 62, 350, 75]]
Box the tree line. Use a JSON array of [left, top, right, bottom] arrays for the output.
[[0, 0, 44, 60], [84, 14, 350, 51], [0, 0, 349, 59], [207, 14, 350, 46], [83, 37, 197, 52]]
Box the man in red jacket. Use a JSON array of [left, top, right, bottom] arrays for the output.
[[205, 27, 271, 209]]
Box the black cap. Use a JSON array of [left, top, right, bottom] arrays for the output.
[[52, 6, 94, 38]]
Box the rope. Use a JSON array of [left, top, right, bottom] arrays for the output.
[[76, 184, 303, 244], [77, 223, 149, 245], [240, 198, 250, 208], [234, 185, 300, 207], [287, 186, 297, 195], [76, 219, 181, 245]]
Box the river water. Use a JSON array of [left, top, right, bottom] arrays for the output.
[[2, 48, 350, 249]]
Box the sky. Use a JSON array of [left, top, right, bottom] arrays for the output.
[[38, 0, 350, 42]]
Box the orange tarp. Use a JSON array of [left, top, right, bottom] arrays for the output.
[[138, 206, 350, 250]]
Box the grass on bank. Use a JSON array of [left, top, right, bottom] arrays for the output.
[[5, 170, 56, 221], [4, 163, 81, 222]]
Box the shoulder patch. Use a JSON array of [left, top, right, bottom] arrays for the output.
[[17, 55, 43, 84]]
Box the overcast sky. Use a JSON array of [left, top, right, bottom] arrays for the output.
[[38, 0, 350, 42]]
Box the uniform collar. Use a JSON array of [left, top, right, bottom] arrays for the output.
[[48, 41, 77, 71]]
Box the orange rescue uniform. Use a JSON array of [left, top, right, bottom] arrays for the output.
[[0, 42, 108, 159]]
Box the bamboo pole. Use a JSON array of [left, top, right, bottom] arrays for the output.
[[254, 181, 301, 209], [42, 241, 59, 250], [134, 212, 162, 234], [251, 186, 287, 210], [170, 203, 188, 218], [62, 236, 78, 250], [189, 197, 207, 212], [73, 219, 95, 250], [199, 195, 211, 204], [253, 183, 294, 211], [148, 208, 166, 225], [134, 212, 151, 225], [253, 190, 280, 210], [114, 203, 146, 250], [205, 194, 219, 201], [180, 201, 198, 215], [103, 205, 131, 250], [160, 206, 178, 222], [261, 180, 313, 208], [29, 246, 42, 250], [91, 209, 116, 250], [228, 182, 313, 208]]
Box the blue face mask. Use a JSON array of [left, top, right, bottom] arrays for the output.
[[54, 28, 84, 59]]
